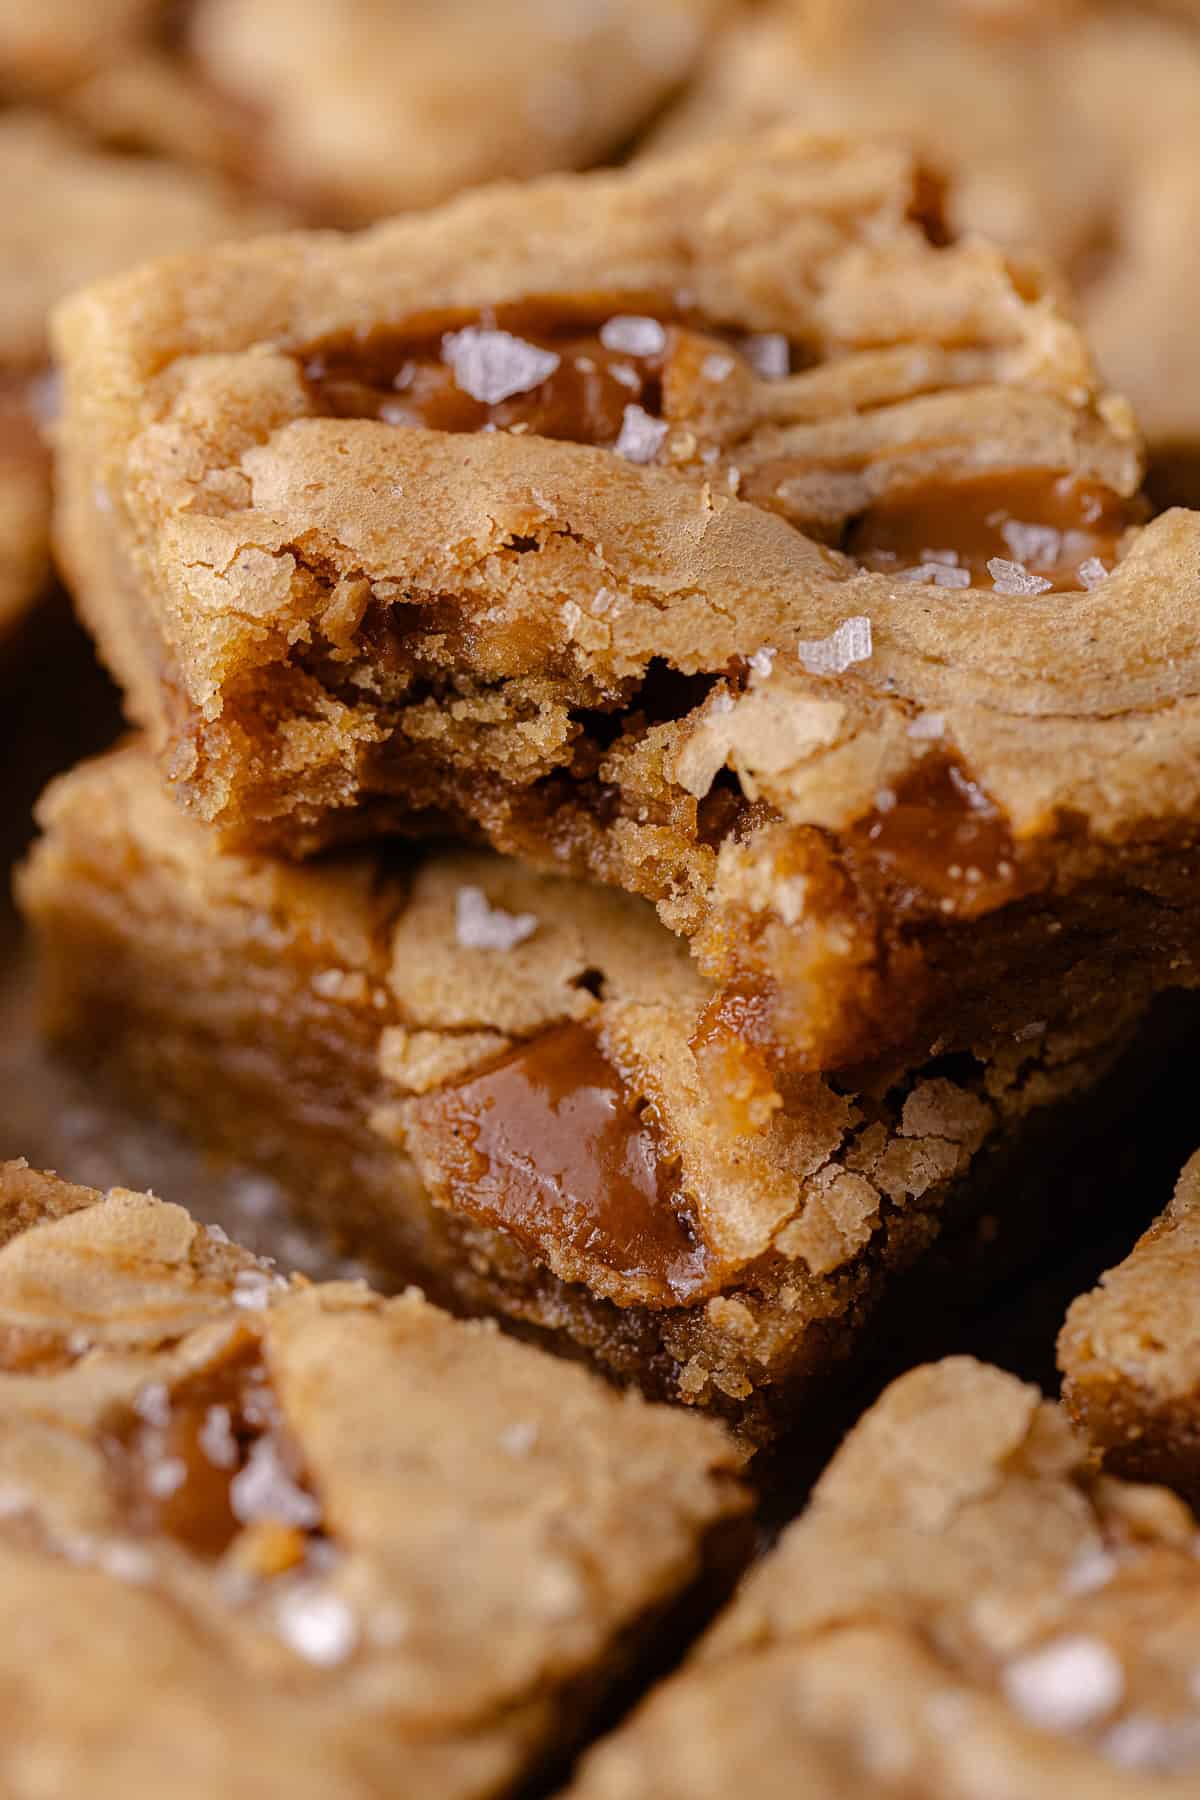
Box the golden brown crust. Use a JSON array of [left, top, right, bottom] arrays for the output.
[[1060, 1153, 1200, 1506], [652, 0, 1200, 464], [53, 129, 1200, 1074], [0, 1158, 746, 1799], [570, 1358, 1200, 1797], [18, 743, 1150, 1436]]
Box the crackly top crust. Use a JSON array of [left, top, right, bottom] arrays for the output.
[[0, 1159, 745, 1799], [1060, 1152, 1200, 1501], [653, 0, 1200, 457], [23, 744, 1142, 1343], [570, 1357, 1200, 1796], [0, 0, 724, 224]]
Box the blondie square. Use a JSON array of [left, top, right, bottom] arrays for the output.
[[0, 1158, 746, 1798], [55, 131, 1200, 1079], [19, 743, 1157, 1439], [0, 108, 275, 637], [654, 1, 1200, 481], [570, 1357, 1200, 1796], [0, 0, 723, 223], [1060, 1152, 1200, 1507]]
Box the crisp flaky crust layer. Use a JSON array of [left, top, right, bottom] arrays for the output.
[[0, 1159, 745, 1799], [570, 1358, 1200, 1798]]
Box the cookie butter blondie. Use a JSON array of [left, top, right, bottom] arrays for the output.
[[55, 131, 1200, 1076], [1060, 1152, 1200, 1507], [0, 109, 274, 637], [570, 1358, 1200, 1797], [19, 744, 1155, 1438], [654, 1, 1200, 483], [0, 1159, 745, 1798], [0, 0, 722, 224]]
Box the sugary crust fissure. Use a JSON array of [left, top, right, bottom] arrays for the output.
[[651, 0, 1200, 457], [0, 0, 726, 224], [569, 1357, 1200, 1798], [1060, 1152, 1200, 1505], [19, 744, 1148, 1433], [0, 1159, 746, 1800], [56, 129, 1200, 1070]]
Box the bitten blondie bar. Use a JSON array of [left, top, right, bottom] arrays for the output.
[[0, 108, 274, 637], [1060, 1152, 1200, 1507], [55, 132, 1200, 1079], [654, 0, 1200, 484], [0, 0, 723, 223], [0, 1158, 746, 1798], [570, 1358, 1200, 1796], [19, 744, 1156, 1439]]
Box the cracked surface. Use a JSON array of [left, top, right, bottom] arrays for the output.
[[570, 1357, 1200, 1797], [652, 0, 1200, 473], [53, 130, 1200, 1076], [0, 108, 277, 638], [19, 743, 1152, 1437], [0, 1158, 745, 1799], [1060, 1152, 1200, 1508], [0, 0, 724, 224]]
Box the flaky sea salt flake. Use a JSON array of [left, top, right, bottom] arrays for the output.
[[599, 315, 667, 357], [614, 404, 668, 464], [1004, 1636, 1124, 1732], [798, 616, 873, 676], [1079, 557, 1110, 590], [442, 328, 560, 405], [899, 562, 971, 589], [748, 646, 776, 680], [230, 1438, 321, 1530], [276, 1586, 359, 1667], [741, 333, 789, 380], [455, 886, 539, 952], [988, 557, 1054, 597]]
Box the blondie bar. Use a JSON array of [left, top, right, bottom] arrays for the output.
[[19, 743, 1157, 1439], [55, 131, 1200, 1077], [0, 0, 722, 223], [0, 108, 274, 637], [654, 1, 1200, 484], [1060, 1151, 1200, 1506], [570, 1357, 1200, 1796], [0, 1158, 746, 1797]]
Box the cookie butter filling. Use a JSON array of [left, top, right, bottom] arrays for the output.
[[846, 469, 1142, 591], [106, 1339, 321, 1560], [300, 298, 798, 455], [409, 1022, 708, 1301]]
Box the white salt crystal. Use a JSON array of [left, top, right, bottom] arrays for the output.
[[205, 1223, 230, 1244], [614, 403, 668, 464], [232, 1269, 277, 1311], [599, 315, 667, 357], [199, 1404, 239, 1470], [135, 1382, 171, 1429], [455, 885, 538, 952], [1102, 1715, 1200, 1772], [702, 352, 736, 383], [988, 557, 1054, 597], [898, 562, 972, 589], [100, 1541, 154, 1584], [908, 711, 946, 740], [230, 1438, 321, 1530], [146, 1457, 187, 1499], [741, 333, 789, 380], [1079, 557, 1109, 590], [442, 328, 560, 405], [797, 616, 873, 676], [1004, 1637, 1124, 1732], [1002, 521, 1062, 567], [748, 646, 776, 679], [276, 1586, 359, 1667], [1063, 1547, 1117, 1593]]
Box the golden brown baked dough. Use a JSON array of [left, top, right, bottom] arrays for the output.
[[653, 0, 1200, 479], [1060, 1152, 1200, 1506], [0, 1157, 746, 1798], [570, 1358, 1200, 1797], [0, 0, 724, 223], [53, 130, 1200, 1077], [18, 743, 1155, 1438], [0, 108, 275, 637]]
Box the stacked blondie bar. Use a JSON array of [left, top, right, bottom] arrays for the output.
[[4, 36, 1200, 1787]]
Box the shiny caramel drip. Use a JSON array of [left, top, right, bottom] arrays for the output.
[[107, 1340, 319, 1558], [847, 469, 1141, 591], [411, 1022, 706, 1299], [689, 981, 784, 1137], [852, 754, 1022, 916], [301, 298, 787, 449]]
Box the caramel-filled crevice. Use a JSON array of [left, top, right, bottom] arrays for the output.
[[409, 1021, 709, 1304], [850, 752, 1026, 918]]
